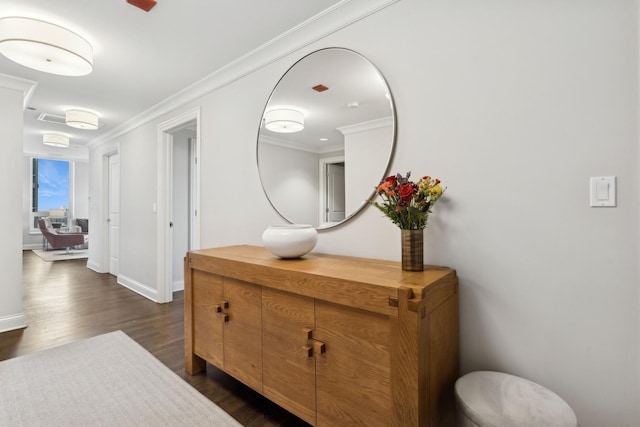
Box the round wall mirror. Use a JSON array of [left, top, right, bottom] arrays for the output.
[[257, 47, 396, 229]]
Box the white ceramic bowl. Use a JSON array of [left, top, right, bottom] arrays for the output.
[[262, 224, 318, 259]]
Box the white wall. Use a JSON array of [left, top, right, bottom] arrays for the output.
[[21, 157, 37, 248], [0, 85, 26, 332], [118, 123, 158, 292], [73, 161, 89, 219], [258, 140, 320, 225], [89, 0, 639, 425], [343, 122, 392, 214]]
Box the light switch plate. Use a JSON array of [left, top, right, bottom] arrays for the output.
[[590, 176, 616, 207]]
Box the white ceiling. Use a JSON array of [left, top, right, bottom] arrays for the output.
[[0, 0, 342, 157]]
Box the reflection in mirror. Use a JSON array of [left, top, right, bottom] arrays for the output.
[[257, 48, 396, 229]]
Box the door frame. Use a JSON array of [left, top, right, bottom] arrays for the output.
[[318, 155, 345, 226], [156, 107, 201, 303], [107, 152, 120, 276], [98, 147, 119, 274]]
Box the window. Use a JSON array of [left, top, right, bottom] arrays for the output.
[[31, 158, 70, 230]]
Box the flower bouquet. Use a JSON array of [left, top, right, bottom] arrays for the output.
[[372, 172, 445, 271], [372, 172, 444, 230]]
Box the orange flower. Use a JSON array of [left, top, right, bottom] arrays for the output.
[[377, 181, 395, 196], [377, 175, 398, 195]]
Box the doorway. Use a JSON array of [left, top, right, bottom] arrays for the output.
[[156, 108, 200, 303], [319, 156, 346, 225]]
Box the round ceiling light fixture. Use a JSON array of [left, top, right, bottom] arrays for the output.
[[43, 133, 70, 148], [66, 109, 99, 129], [264, 109, 304, 133], [0, 17, 93, 76]]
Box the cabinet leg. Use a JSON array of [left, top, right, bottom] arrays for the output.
[[186, 353, 206, 375]]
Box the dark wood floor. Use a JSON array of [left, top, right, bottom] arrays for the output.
[[0, 250, 310, 427]]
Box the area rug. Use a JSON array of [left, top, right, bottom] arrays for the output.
[[0, 331, 241, 426], [32, 248, 88, 262]]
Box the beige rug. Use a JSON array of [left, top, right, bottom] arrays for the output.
[[0, 330, 241, 426], [32, 248, 88, 262]]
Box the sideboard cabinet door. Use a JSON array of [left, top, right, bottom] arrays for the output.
[[262, 288, 317, 424], [314, 300, 392, 426], [192, 270, 224, 367], [223, 277, 263, 393]]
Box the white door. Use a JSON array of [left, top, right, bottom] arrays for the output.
[[327, 163, 345, 222], [108, 153, 120, 275]]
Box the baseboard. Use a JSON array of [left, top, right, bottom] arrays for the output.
[[117, 274, 159, 302], [86, 259, 104, 273], [172, 279, 184, 292], [0, 313, 27, 333]]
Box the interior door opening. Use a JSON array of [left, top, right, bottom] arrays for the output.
[[157, 108, 200, 303], [169, 126, 197, 293], [319, 156, 346, 226], [325, 162, 345, 223]]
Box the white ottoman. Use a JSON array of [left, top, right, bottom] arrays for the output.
[[455, 371, 577, 427]]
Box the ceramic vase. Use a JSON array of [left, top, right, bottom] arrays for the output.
[[262, 224, 318, 259], [401, 229, 424, 271]]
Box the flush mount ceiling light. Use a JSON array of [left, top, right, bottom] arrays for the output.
[[0, 17, 93, 76], [66, 109, 99, 129], [43, 133, 69, 148], [264, 109, 304, 133]]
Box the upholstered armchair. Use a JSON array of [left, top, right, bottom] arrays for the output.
[[38, 218, 88, 253]]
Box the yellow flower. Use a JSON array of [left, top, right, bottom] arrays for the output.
[[429, 184, 443, 200], [417, 178, 431, 195]]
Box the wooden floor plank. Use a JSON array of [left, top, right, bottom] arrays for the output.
[[0, 251, 310, 426]]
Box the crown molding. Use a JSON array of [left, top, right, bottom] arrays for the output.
[[0, 73, 38, 110], [87, 0, 400, 149], [23, 150, 89, 163], [337, 116, 393, 135], [260, 134, 343, 155]]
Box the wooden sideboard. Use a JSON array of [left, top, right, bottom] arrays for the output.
[[184, 245, 458, 426]]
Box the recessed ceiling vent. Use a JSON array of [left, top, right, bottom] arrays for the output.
[[127, 0, 157, 12], [37, 112, 66, 125]]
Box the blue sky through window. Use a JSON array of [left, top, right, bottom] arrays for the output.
[[38, 159, 69, 211]]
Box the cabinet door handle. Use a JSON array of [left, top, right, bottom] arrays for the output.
[[302, 345, 313, 358], [302, 329, 314, 358], [313, 340, 326, 355], [216, 301, 229, 321], [215, 301, 229, 321], [302, 328, 326, 357]]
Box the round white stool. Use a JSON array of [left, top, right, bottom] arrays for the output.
[[455, 371, 577, 427]]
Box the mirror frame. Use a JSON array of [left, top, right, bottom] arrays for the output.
[[257, 47, 397, 229]]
